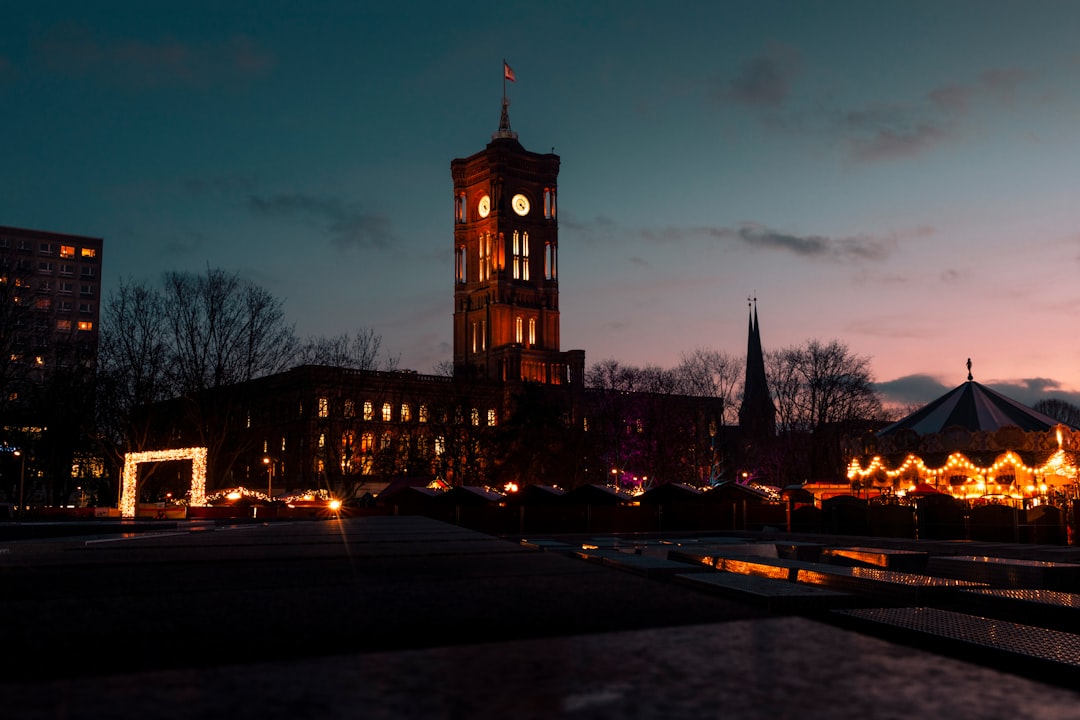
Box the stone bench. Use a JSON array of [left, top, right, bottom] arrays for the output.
[[572, 547, 712, 579], [956, 588, 1080, 633], [674, 571, 857, 613], [821, 546, 929, 573], [670, 550, 985, 605], [831, 606, 1080, 685], [927, 555, 1080, 591]]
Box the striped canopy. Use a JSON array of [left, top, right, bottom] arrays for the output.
[[878, 380, 1065, 437]]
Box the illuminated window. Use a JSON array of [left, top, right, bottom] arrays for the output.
[[521, 232, 529, 280], [344, 399, 355, 418], [513, 231, 521, 279], [401, 403, 412, 422], [418, 435, 428, 454], [419, 405, 428, 423], [361, 432, 374, 453], [35, 297, 51, 310], [478, 233, 487, 281], [544, 188, 556, 219], [60, 245, 75, 259], [481, 320, 486, 351], [515, 316, 523, 343], [528, 318, 536, 346], [281, 436, 286, 451], [382, 402, 392, 422], [435, 436, 445, 455], [380, 432, 391, 450], [318, 397, 329, 417], [80, 247, 96, 259], [77, 320, 93, 331], [246, 412, 251, 428], [471, 408, 479, 426], [318, 433, 326, 448], [363, 401, 373, 421], [487, 409, 497, 427], [456, 192, 465, 223], [471, 322, 477, 353]]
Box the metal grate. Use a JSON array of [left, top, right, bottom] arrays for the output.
[[835, 607, 1080, 666]]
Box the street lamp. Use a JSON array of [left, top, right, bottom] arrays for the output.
[[14, 449, 26, 519], [262, 456, 275, 499]]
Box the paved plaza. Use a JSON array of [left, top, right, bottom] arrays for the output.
[[2, 516, 1079, 719]]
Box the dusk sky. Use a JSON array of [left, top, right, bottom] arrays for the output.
[[4, 1, 1080, 408]]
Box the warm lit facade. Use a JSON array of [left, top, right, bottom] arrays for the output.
[[451, 101, 584, 385], [0, 224, 103, 381]]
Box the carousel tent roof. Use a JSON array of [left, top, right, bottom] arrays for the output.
[[877, 380, 1066, 437]]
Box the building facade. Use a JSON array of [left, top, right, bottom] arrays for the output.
[[141, 97, 735, 501], [0, 225, 103, 387]]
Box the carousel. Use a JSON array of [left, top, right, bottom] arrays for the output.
[[846, 362, 1080, 506]]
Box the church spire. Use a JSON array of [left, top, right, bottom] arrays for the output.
[[739, 297, 776, 445]]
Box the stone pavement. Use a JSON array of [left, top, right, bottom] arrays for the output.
[[2, 516, 1079, 719]]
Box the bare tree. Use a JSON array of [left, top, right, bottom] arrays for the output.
[[766, 340, 884, 483], [1033, 398, 1080, 428], [97, 279, 172, 469], [98, 268, 301, 491], [298, 327, 399, 370]]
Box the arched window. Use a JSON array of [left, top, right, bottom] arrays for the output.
[[528, 317, 536, 346], [515, 316, 523, 343]]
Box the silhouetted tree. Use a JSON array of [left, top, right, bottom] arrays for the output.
[[1033, 398, 1080, 428], [98, 268, 300, 490], [766, 340, 884, 483]]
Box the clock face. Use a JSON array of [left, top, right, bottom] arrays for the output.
[[477, 195, 491, 218], [511, 193, 530, 216]]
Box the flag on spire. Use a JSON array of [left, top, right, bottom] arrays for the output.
[[503, 61, 516, 82]]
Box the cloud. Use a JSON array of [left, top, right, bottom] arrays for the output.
[[729, 223, 895, 262], [847, 121, 952, 162], [875, 373, 952, 406], [724, 42, 801, 108], [981, 377, 1080, 409], [928, 84, 973, 114], [36, 27, 274, 89], [249, 193, 395, 250]]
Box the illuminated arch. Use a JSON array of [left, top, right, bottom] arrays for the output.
[[120, 447, 208, 518]]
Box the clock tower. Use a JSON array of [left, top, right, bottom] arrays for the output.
[[451, 97, 584, 385]]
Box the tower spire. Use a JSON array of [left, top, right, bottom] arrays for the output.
[[494, 60, 518, 140], [739, 297, 776, 476]]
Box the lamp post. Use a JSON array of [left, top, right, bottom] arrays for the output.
[[262, 456, 275, 499], [14, 449, 26, 519]]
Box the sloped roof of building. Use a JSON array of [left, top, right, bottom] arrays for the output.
[[877, 380, 1065, 437]]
